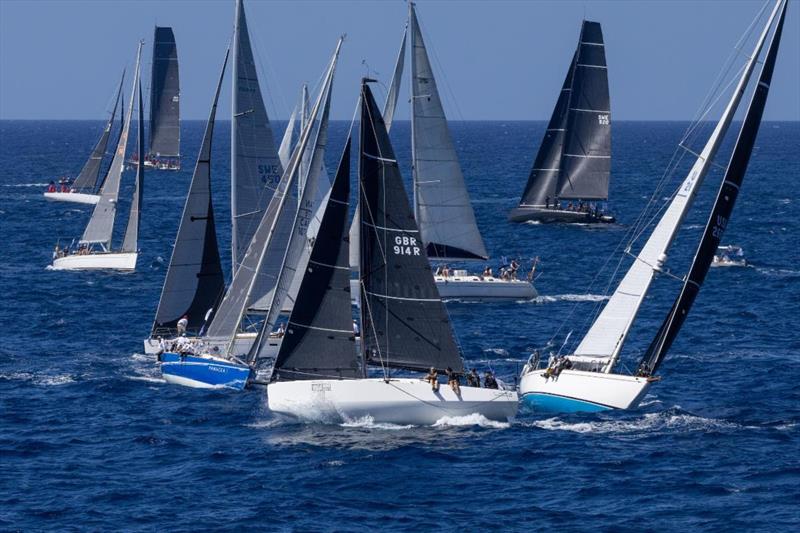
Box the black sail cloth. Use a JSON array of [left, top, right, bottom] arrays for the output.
[[148, 26, 180, 159]]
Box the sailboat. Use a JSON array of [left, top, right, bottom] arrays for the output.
[[350, 3, 536, 303], [50, 41, 145, 272], [44, 74, 124, 205], [267, 79, 518, 424], [159, 37, 342, 389], [519, 0, 787, 412], [145, 26, 180, 170], [509, 20, 615, 224]]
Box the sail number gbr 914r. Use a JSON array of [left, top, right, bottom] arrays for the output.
[[394, 235, 421, 256]]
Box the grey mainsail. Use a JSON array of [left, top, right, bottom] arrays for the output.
[[151, 49, 229, 335], [121, 73, 145, 253], [359, 81, 464, 374], [81, 42, 141, 246], [231, 0, 283, 275], [558, 21, 611, 200], [72, 74, 124, 192], [409, 4, 487, 261], [147, 26, 180, 160]]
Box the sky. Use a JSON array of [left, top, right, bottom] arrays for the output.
[[0, 0, 798, 121]]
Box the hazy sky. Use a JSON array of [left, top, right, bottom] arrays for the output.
[[1, 0, 797, 121]]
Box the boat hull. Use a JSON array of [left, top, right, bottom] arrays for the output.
[[434, 275, 537, 301], [509, 206, 615, 224], [43, 191, 100, 205], [142, 332, 262, 357], [268, 377, 518, 425], [158, 352, 253, 390], [519, 368, 651, 413], [50, 252, 138, 271]]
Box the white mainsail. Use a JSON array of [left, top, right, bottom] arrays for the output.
[[121, 67, 145, 253], [573, 0, 783, 366], [81, 42, 142, 247]]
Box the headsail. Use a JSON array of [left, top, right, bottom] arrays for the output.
[[409, 4, 487, 261], [268, 137, 357, 380], [81, 42, 141, 246], [121, 68, 145, 253], [573, 0, 784, 365], [640, 1, 787, 375], [72, 73, 124, 192], [151, 49, 229, 336], [359, 81, 464, 374], [558, 21, 611, 200], [147, 26, 180, 160], [231, 0, 283, 274]]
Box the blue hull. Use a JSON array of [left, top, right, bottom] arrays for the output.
[[159, 353, 253, 391], [521, 392, 611, 413]]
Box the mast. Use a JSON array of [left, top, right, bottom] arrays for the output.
[[640, 0, 787, 375], [147, 26, 180, 160], [409, 2, 488, 261], [573, 0, 785, 369], [81, 41, 142, 248], [150, 48, 229, 336], [72, 73, 124, 193], [121, 56, 145, 254]]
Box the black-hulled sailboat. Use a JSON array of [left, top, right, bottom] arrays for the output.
[[519, 0, 787, 412], [145, 26, 180, 170], [44, 74, 124, 205], [509, 20, 615, 224], [267, 80, 518, 424]]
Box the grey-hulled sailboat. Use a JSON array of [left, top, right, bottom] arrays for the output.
[[145, 26, 181, 170], [44, 74, 124, 205], [509, 20, 615, 224]]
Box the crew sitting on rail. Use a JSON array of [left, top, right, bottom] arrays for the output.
[[446, 367, 461, 395], [424, 367, 439, 392], [47, 181, 57, 193], [466, 368, 480, 388], [483, 371, 498, 389]]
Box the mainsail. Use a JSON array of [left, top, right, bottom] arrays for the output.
[[81, 42, 141, 246], [121, 72, 145, 253], [148, 26, 180, 160], [231, 0, 283, 274], [151, 50, 228, 335], [409, 4, 487, 261], [573, 0, 784, 365], [72, 74, 124, 192], [640, 1, 787, 375], [359, 81, 464, 373], [268, 138, 358, 380]]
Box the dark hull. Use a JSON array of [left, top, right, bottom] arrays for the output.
[[509, 206, 615, 224]]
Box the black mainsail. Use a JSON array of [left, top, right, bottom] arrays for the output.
[[147, 26, 180, 162], [359, 81, 464, 374], [72, 74, 124, 192], [639, 1, 787, 376], [151, 50, 228, 336], [270, 138, 358, 381]]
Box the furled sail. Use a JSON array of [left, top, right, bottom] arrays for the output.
[[151, 49, 228, 336], [409, 4, 487, 261], [517, 52, 576, 207], [268, 138, 358, 380], [639, 1, 786, 376], [72, 74, 124, 192], [231, 0, 283, 274], [148, 26, 180, 159], [81, 42, 141, 246], [573, 0, 784, 364], [558, 21, 611, 200], [359, 81, 464, 373], [121, 72, 145, 253]]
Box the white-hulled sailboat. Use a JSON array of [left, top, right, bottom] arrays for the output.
[[519, 0, 788, 412], [349, 3, 536, 303], [44, 73, 124, 205], [50, 41, 145, 271], [267, 80, 518, 424]]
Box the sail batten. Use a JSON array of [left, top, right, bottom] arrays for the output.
[[147, 26, 180, 159]]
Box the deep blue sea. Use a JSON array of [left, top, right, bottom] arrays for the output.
[[1, 119, 798, 531]]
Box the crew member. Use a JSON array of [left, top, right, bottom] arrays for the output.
[[446, 367, 461, 395], [466, 368, 480, 388], [424, 367, 439, 392], [483, 371, 498, 389], [176, 315, 189, 336]]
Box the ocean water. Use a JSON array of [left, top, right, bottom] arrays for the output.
[[1, 119, 798, 531]]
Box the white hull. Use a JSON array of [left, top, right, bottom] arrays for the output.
[[142, 331, 267, 357], [268, 377, 518, 425], [519, 368, 652, 412], [434, 275, 537, 301], [50, 252, 138, 271], [43, 191, 100, 205]]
